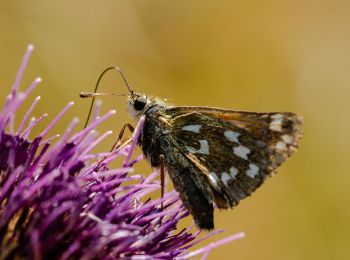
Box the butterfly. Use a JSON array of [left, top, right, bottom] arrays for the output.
[[81, 67, 303, 230]]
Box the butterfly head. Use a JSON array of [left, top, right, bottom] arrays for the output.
[[127, 92, 167, 119], [127, 92, 148, 118]]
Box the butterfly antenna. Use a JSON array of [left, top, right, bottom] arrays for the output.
[[115, 67, 133, 94], [80, 67, 133, 129]]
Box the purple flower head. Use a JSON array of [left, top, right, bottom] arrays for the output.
[[0, 45, 244, 259]]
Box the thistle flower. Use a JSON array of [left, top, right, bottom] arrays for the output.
[[0, 45, 244, 259]]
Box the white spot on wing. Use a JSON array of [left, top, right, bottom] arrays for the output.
[[269, 124, 282, 132], [282, 134, 293, 144], [182, 124, 202, 133], [224, 130, 240, 143], [269, 120, 283, 132], [271, 113, 283, 119], [275, 141, 287, 151], [233, 145, 250, 160], [229, 167, 238, 178], [186, 140, 209, 155], [221, 172, 231, 186], [269, 114, 284, 132], [246, 163, 259, 178]]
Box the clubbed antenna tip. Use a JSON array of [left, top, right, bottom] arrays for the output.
[[80, 92, 94, 98]]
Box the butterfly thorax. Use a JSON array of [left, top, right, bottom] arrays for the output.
[[127, 93, 173, 166]]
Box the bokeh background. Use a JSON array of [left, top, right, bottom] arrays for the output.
[[1, 1, 349, 259]]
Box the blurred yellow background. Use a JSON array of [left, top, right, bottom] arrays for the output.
[[1, 1, 349, 259]]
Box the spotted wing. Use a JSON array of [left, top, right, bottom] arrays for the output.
[[165, 106, 303, 210]]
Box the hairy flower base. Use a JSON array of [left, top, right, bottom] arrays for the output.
[[0, 45, 244, 259]]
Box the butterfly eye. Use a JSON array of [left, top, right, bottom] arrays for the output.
[[133, 96, 147, 111]]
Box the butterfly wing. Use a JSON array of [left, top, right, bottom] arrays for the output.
[[164, 106, 303, 210]]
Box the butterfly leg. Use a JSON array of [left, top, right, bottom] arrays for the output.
[[159, 154, 165, 211], [110, 122, 134, 151], [93, 123, 134, 172]]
